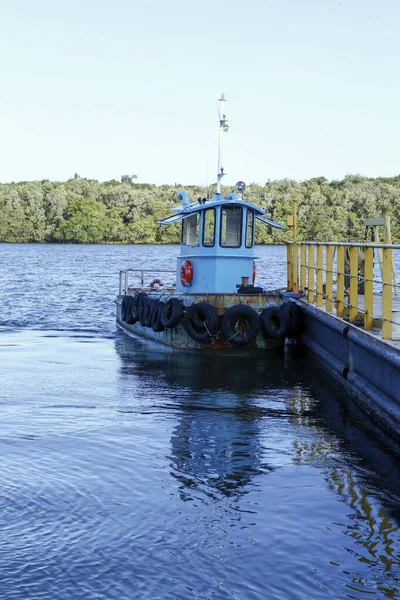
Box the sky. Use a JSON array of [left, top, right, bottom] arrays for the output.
[[0, 0, 399, 186]]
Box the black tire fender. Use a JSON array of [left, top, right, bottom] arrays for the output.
[[152, 301, 165, 332], [138, 293, 149, 326], [183, 302, 218, 343], [128, 294, 141, 324], [260, 305, 286, 339], [121, 295, 134, 322], [280, 301, 299, 338], [161, 298, 184, 329], [221, 304, 260, 345], [144, 299, 158, 327]]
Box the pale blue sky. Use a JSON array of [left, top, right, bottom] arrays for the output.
[[0, 0, 399, 185]]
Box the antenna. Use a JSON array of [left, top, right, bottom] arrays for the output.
[[217, 93, 228, 194]]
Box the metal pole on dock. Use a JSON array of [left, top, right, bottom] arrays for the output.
[[326, 245, 334, 312], [336, 247, 345, 318], [300, 244, 307, 292], [385, 215, 398, 296], [287, 244, 293, 291], [364, 247, 374, 330], [349, 247, 359, 322], [308, 245, 315, 304], [382, 247, 393, 340], [292, 197, 298, 293], [316, 246, 323, 307]]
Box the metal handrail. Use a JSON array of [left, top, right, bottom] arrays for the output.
[[286, 241, 397, 341], [119, 269, 176, 295], [288, 241, 400, 250]]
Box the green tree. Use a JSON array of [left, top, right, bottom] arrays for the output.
[[54, 196, 108, 243]]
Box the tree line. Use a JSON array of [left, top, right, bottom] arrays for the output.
[[0, 174, 400, 244]]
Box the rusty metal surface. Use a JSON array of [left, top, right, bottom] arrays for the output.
[[116, 293, 284, 352]]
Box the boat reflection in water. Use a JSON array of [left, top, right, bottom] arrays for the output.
[[115, 333, 293, 501], [115, 333, 400, 597]]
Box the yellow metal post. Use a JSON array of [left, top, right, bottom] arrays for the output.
[[385, 215, 398, 295], [293, 244, 298, 293], [364, 247, 373, 330], [287, 243, 293, 291], [292, 196, 297, 243], [326, 245, 333, 312], [337, 246, 345, 317], [382, 247, 393, 340], [374, 226, 383, 282], [308, 245, 315, 304], [349, 246, 359, 322], [316, 245, 323, 307], [300, 244, 307, 292]]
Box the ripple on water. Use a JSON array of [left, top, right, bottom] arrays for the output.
[[0, 247, 400, 598]]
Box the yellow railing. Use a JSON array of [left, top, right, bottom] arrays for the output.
[[287, 242, 399, 341]]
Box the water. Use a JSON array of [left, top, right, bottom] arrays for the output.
[[0, 244, 400, 599]]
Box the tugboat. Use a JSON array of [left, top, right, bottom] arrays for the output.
[[116, 94, 297, 350]]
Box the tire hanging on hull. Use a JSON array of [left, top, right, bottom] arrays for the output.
[[138, 294, 149, 327], [161, 298, 184, 329], [183, 302, 218, 343], [221, 304, 260, 345], [151, 301, 166, 332], [260, 306, 286, 339], [121, 296, 133, 323], [128, 294, 141, 324], [280, 301, 299, 338], [144, 299, 158, 327]]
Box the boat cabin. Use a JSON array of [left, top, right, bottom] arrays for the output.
[[158, 191, 284, 294]]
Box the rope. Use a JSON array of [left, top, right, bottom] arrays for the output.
[[225, 330, 239, 343]]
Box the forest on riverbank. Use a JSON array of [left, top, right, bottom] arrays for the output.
[[1, 174, 400, 244]]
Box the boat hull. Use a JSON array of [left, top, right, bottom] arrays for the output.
[[116, 291, 286, 352]]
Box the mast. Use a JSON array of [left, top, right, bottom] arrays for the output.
[[217, 93, 227, 194]]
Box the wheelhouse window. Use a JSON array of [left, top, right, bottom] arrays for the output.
[[202, 208, 216, 247], [182, 214, 199, 246], [220, 206, 242, 248], [245, 210, 254, 248]]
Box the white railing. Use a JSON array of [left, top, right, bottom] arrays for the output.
[[119, 269, 176, 295]]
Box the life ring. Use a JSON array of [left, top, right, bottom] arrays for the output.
[[150, 279, 163, 290], [121, 295, 134, 322], [151, 301, 165, 332], [180, 260, 193, 287], [183, 302, 218, 343], [280, 301, 300, 338], [260, 306, 286, 339], [161, 298, 184, 329], [221, 304, 260, 345]]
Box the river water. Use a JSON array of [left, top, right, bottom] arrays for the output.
[[1, 244, 400, 599]]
